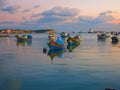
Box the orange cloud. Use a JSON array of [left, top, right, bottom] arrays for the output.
[[108, 19, 120, 24]]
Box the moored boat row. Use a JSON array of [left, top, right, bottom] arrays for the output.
[[4, 31, 119, 49], [47, 32, 81, 50], [97, 32, 119, 44], [97, 32, 111, 39]]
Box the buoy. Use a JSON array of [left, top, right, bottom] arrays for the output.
[[43, 48, 47, 53]]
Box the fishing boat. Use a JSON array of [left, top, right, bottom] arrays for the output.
[[47, 36, 65, 49], [97, 33, 106, 39], [111, 35, 119, 44], [97, 32, 111, 39], [67, 35, 81, 46], [106, 32, 111, 38], [60, 32, 69, 38], [15, 35, 32, 42]]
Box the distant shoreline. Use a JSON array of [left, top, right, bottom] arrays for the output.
[[0, 29, 55, 34]]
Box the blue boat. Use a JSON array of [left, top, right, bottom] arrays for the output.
[[48, 45, 64, 49], [15, 35, 32, 42], [48, 36, 65, 49], [60, 32, 69, 38]]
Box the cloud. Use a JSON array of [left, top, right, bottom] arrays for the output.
[[22, 9, 31, 13], [0, 21, 17, 25], [0, 21, 36, 29], [0, 0, 7, 8], [99, 10, 112, 16], [78, 10, 114, 26], [0, 21, 19, 29], [34, 5, 40, 8], [22, 16, 27, 20], [0, 0, 21, 14], [0, 6, 120, 32], [67, 10, 118, 31], [1, 5, 20, 14], [23, 7, 120, 31], [41, 6, 79, 17], [97, 10, 114, 22], [22, 5, 40, 14], [31, 6, 80, 25], [31, 13, 41, 17]]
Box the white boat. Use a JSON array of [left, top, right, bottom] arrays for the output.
[[60, 32, 69, 38], [97, 33, 107, 39]]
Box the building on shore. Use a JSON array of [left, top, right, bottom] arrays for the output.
[[0, 29, 55, 34]]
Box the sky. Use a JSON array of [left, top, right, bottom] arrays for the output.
[[0, 0, 120, 32]]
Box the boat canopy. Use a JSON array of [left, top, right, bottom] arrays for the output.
[[55, 36, 64, 45]]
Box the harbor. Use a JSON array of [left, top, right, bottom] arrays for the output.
[[0, 33, 120, 90]]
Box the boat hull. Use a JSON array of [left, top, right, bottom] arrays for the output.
[[67, 41, 80, 46], [67, 42, 80, 52], [48, 44, 64, 49], [111, 36, 119, 44]]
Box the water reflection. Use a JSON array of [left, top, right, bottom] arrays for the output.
[[6, 37, 11, 46], [0, 79, 21, 90], [16, 40, 32, 47], [111, 39, 119, 45], [1, 34, 120, 90], [47, 48, 66, 64], [67, 43, 80, 52], [97, 38, 106, 42]]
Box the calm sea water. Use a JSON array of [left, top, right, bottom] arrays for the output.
[[0, 33, 120, 90]]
